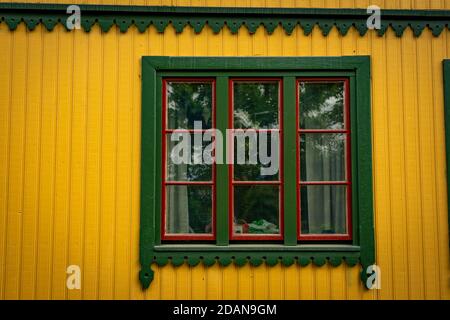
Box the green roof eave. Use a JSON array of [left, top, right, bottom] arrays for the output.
[[1, 3, 448, 37]]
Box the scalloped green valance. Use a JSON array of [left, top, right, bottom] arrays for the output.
[[1, 2, 450, 37]]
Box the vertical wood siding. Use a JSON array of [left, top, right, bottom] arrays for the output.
[[0, 0, 449, 300]]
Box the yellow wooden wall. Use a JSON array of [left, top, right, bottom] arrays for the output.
[[0, 0, 449, 300]]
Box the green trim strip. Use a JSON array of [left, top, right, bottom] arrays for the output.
[[443, 60, 450, 248], [1, 2, 450, 37], [140, 56, 375, 290]]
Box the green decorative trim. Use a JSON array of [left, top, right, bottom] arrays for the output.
[[443, 60, 450, 248], [140, 56, 375, 290], [0, 3, 450, 37]]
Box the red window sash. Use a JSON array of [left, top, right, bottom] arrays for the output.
[[161, 78, 217, 241], [297, 78, 352, 241], [229, 78, 284, 241]]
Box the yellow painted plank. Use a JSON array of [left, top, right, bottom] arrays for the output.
[[113, 28, 134, 300], [253, 264, 269, 299], [298, 265, 314, 300], [400, 29, 425, 300], [207, 27, 223, 57], [176, 264, 191, 300], [20, 24, 42, 300], [237, 264, 253, 299], [385, 28, 409, 300], [345, 267, 362, 300], [206, 264, 222, 299], [284, 265, 299, 300], [82, 25, 104, 300], [163, 25, 178, 56], [237, 25, 252, 56], [370, 29, 393, 300], [252, 25, 267, 56], [268, 264, 283, 299], [222, 26, 238, 56], [98, 27, 119, 300], [222, 264, 238, 299], [160, 264, 176, 299], [311, 25, 327, 57], [51, 24, 73, 300], [0, 23, 12, 300], [329, 264, 346, 300], [67, 27, 89, 300], [191, 264, 207, 299], [314, 265, 331, 300], [34, 28, 59, 300], [416, 32, 441, 300], [178, 25, 194, 56], [146, 264, 162, 299], [3, 24, 27, 300]]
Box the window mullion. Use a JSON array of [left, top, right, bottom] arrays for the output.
[[283, 76, 298, 246], [216, 76, 229, 246]]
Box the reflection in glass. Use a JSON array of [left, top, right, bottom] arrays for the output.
[[233, 131, 279, 181], [300, 134, 346, 182], [167, 82, 213, 129], [166, 134, 212, 181], [166, 185, 213, 234], [300, 185, 347, 234], [233, 185, 280, 235], [299, 82, 344, 129], [233, 82, 279, 129]]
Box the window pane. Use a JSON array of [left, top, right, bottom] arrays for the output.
[[300, 185, 347, 235], [166, 134, 212, 181], [166, 185, 213, 234], [299, 82, 344, 129], [233, 185, 280, 235], [233, 81, 279, 129], [300, 133, 346, 182], [234, 131, 279, 181], [167, 82, 213, 129]]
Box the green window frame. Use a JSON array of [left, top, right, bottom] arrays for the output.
[[140, 56, 375, 289], [443, 59, 450, 248]]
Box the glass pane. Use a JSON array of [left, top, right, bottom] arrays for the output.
[[233, 185, 280, 235], [300, 185, 347, 235], [300, 133, 346, 182], [233, 81, 279, 129], [165, 185, 213, 234], [234, 131, 279, 181], [167, 81, 213, 129], [166, 134, 212, 181], [299, 82, 345, 129]]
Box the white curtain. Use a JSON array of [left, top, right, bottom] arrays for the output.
[[304, 134, 346, 234]]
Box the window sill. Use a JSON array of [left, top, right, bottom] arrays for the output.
[[154, 244, 360, 252]]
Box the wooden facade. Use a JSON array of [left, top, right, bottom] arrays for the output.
[[0, 0, 449, 300]]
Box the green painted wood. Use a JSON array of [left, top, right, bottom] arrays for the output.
[[0, 3, 449, 37], [139, 58, 157, 289], [354, 60, 376, 288], [443, 60, 450, 248], [216, 76, 229, 247], [283, 76, 298, 246], [140, 56, 375, 289]]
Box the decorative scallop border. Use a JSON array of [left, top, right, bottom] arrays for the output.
[[1, 3, 450, 37]]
